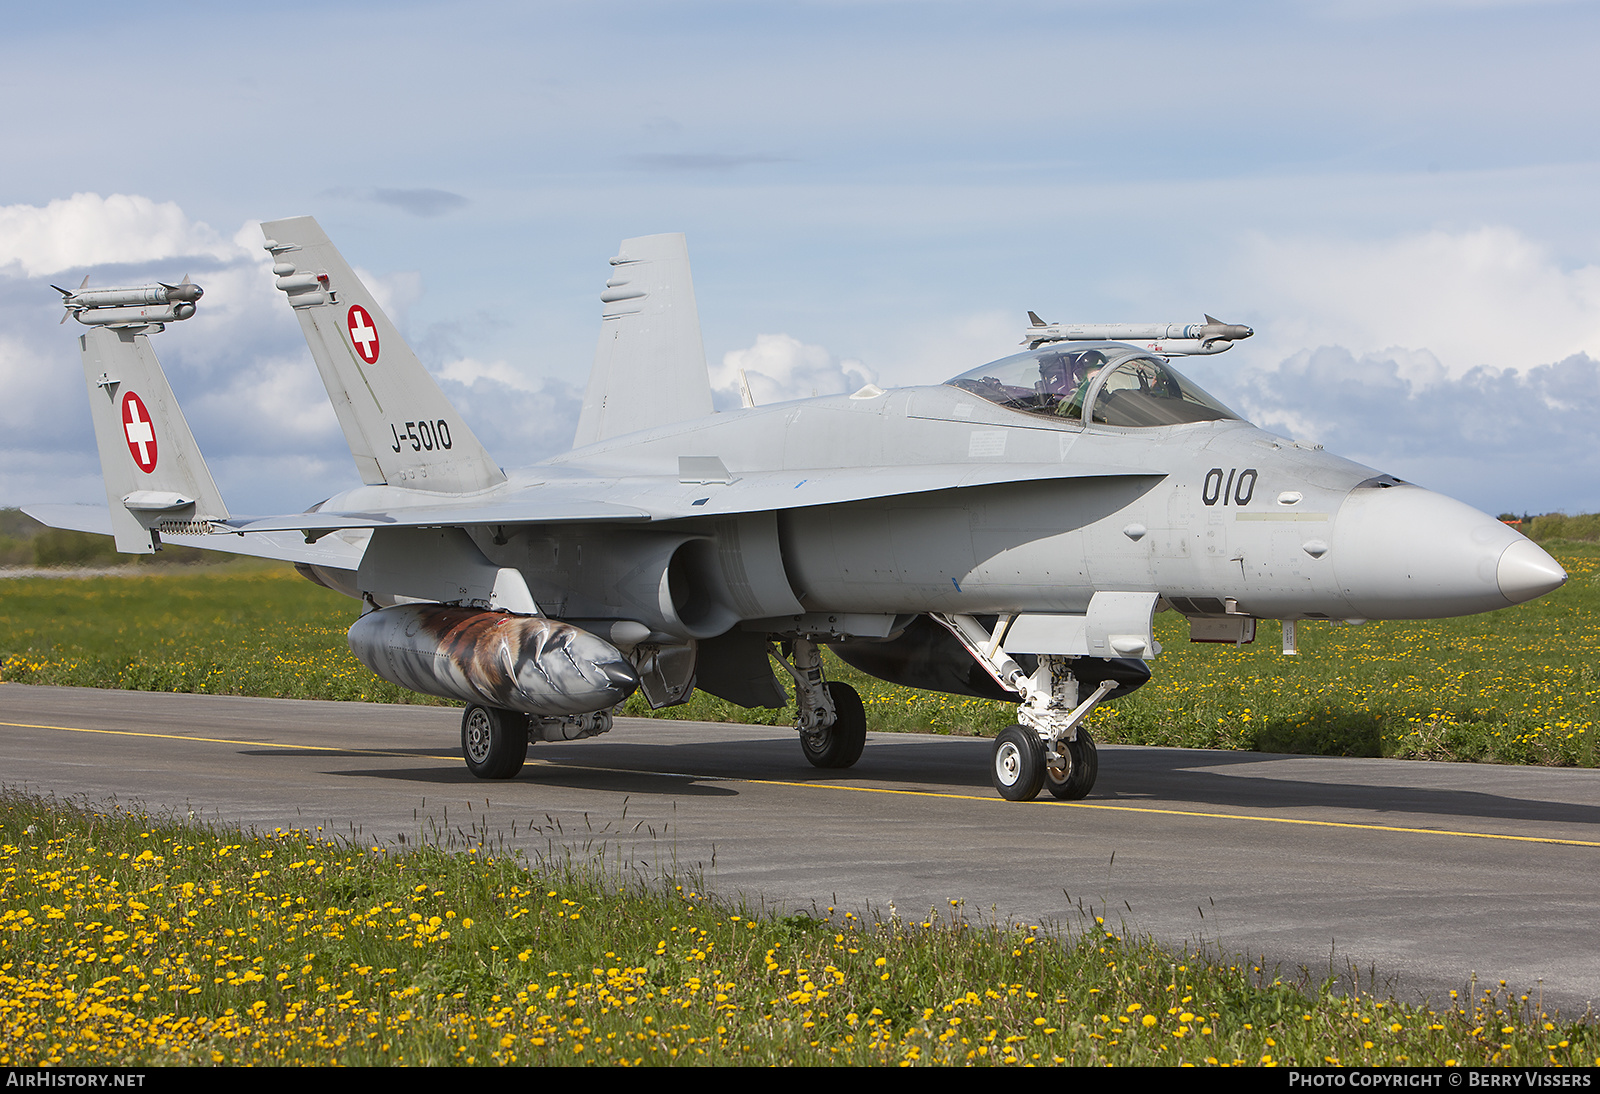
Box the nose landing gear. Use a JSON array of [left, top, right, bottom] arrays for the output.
[[993, 725, 1045, 801], [934, 613, 1122, 802], [1044, 729, 1098, 801]]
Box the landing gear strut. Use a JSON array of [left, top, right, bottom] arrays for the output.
[[935, 614, 1118, 802], [771, 637, 866, 769]]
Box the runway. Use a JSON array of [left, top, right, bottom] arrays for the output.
[[4, 682, 1598, 1016]]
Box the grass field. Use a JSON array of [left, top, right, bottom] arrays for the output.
[[2, 550, 1596, 767], [3, 791, 1594, 1066]]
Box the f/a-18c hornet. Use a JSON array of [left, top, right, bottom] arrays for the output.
[[27, 219, 1569, 801]]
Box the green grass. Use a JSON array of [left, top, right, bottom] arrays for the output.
[[0, 563, 429, 705], [2, 791, 1593, 1066], [2, 554, 1597, 766], [0, 509, 233, 569]]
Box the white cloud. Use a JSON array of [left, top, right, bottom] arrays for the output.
[[190, 357, 342, 450], [1237, 226, 1600, 380], [711, 333, 876, 410], [355, 267, 423, 327], [428, 355, 586, 461], [0, 448, 107, 509], [877, 310, 1018, 388], [436, 356, 541, 392], [205, 453, 363, 515], [435, 373, 584, 465], [0, 193, 346, 510], [0, 193, 243, 279], [0, 334, 79, 436], [1210, 345, 1600, 513]]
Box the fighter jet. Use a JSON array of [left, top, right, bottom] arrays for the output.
[[26, 218, 1569, 801]]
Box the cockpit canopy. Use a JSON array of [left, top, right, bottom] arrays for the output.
[[944, 341, 1241, 428]]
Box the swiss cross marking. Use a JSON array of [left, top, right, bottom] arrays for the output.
[[347, 304, 380, 364], [121, 391, 158, 473]]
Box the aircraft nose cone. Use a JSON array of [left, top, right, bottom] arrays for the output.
[[1496, 539, 1567, 604], [1331, 485, 1550, 619]]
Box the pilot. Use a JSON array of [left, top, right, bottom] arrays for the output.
[[1058, 350, 1107, 419], [1148, 362, 1181, 399]]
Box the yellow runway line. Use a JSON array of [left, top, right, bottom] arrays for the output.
[[734, 776, 1600, 848], [7, 718, 1598, 848], [0, 719, 449, 762]]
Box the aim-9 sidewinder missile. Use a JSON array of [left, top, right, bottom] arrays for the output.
[[53, 276, 204, 327], [1024, 312, 1253, 355]]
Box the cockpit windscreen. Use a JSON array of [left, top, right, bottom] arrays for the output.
[[944, 343, 1241, 427]]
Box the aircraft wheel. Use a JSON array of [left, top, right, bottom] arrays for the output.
[[992, 724, 1045, 802], [801, 682, 867, 769], [1045, 730, 1099, 800], [461, 705, 529, 780]]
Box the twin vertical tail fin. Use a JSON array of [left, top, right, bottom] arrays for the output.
[[573, 233, 714, 448], [259, 216, 506, 493], [78, 325, 229, 553], [68, 222, 711, 554]]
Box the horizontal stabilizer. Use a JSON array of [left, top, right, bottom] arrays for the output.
[[22, 503, 113, 537], [22, 503, 366, 569]]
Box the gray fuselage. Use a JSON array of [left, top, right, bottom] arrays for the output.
[[308, 376, 1551, 638]]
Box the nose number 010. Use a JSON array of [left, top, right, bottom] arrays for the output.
[[1203, 467, 1257, 507]]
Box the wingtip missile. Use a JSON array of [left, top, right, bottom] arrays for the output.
[[1022, 314, 1254, 355], [55, 277, 204, 328], [1198, 315, 1253, 346], [157, 276, 204, 305]]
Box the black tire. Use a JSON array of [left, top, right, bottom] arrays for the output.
[[800, 681, 867, 769], [992, 724, 1045, 801], [461, 705, 529, 780], [1045, 730, 1099, 800]]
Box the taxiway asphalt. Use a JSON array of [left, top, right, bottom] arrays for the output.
[[3, 683, 1596, 1015]]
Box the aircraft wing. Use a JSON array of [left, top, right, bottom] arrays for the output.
[[222, 498, 653, 534], [197, 460, 1163, 537], [634, 461, 1165, 518]]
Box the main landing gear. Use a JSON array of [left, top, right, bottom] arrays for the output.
[[460, 704, 617, 780], [461, 705, 529, 780], [935, 614, 1117, 803], [771, 637, 866, 769]]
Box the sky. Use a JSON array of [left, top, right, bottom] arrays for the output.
[[3, 0, 1598, 517]]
